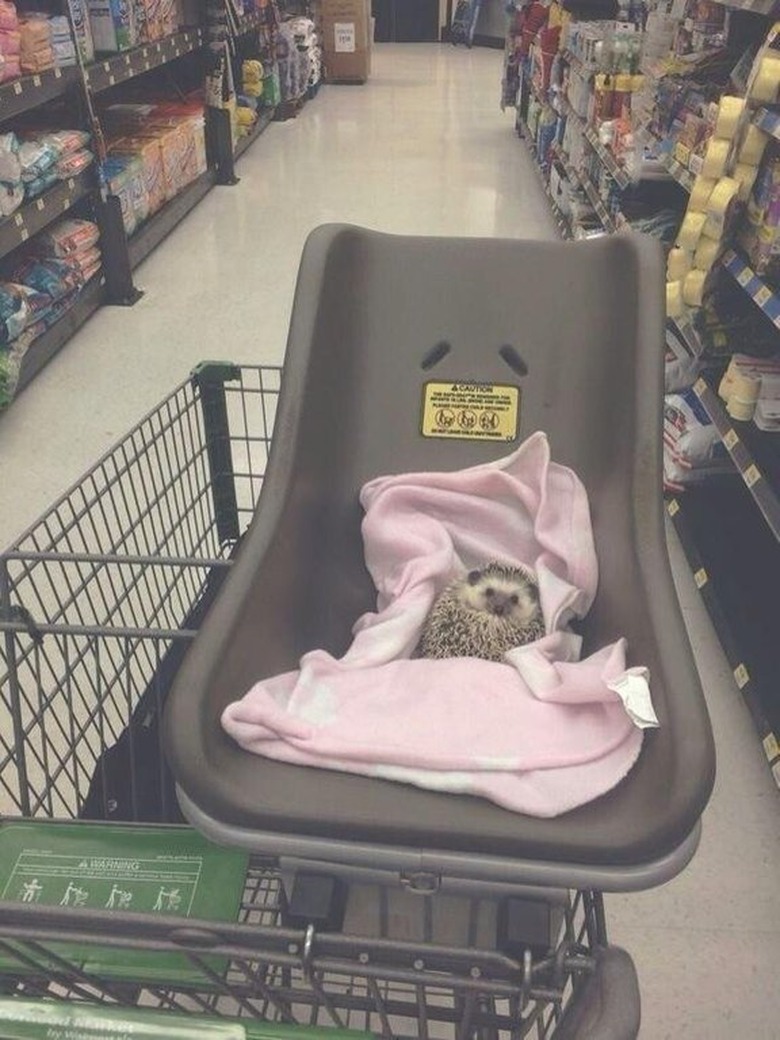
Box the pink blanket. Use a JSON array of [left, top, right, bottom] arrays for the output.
[[222, 432, 656, 817]]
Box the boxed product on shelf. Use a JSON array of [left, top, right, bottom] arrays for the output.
[[87, 0, 137, 53], [320, 0, 370, 83], [108, 136, 165, 214]]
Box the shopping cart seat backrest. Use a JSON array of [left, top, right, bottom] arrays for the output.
[[165, 225, 715, 872]]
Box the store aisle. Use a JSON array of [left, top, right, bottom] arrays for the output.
[[0, 44, 554, 545], [1, 42, 779, 1039]]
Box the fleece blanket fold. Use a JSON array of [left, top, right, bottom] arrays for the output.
[[222, 432, 648, 817]]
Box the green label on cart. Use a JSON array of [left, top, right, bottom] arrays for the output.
[[0, 1000, 245, 1039], [421, 382, 520, 442], [0, 822, 249, 985]]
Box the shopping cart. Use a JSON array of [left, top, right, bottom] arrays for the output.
[[0, 360, 640, 1038]]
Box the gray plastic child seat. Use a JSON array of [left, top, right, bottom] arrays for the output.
[[164, 225, 715, 888]]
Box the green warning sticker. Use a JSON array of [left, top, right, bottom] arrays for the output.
[[0, 822, 249, 985]]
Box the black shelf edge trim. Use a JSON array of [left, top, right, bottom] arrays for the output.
[[0, 66, 81, 126], [16, 275, 106, 394], [85, 28, 205, 94], [516, 119, 571, 240], [692, 375, 780, 542], [667, 493, 780, 790], [0, 170, 95, 264], [128, 168, 216, 270]]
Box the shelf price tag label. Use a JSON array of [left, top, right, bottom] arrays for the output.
[[763, 732, 779, 761], [54, 68, 61, 78], [734, 663, 750, 688], [13, 82, 21, 95], [421, 382, 520, 442], [694, 377, 707, 395], [755, 284, 772, 306], [667, 499, 680, 516], [737, 268, 752, 287], [744, 463, 761, 487], [724, 428, 738, 450], [693, 567, 708, 589]]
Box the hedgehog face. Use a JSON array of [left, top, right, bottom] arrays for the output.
[[460, 565, 540, 625]]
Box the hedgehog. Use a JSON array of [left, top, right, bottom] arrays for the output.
[[418, 562, 545, 662]]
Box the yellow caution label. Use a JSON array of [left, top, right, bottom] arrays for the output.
[[421, 382, 519, 442]]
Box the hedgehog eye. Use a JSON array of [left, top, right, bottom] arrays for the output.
[[509, 593, 519, 605], [484, 587, 495, 598], [467, 570, 482, 585]]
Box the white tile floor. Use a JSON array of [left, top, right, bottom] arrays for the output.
[[0, 42, 778, 1038]]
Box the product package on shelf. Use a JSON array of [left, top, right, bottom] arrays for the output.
[[67, 0, 95, 61], [0, 128, 92, 217], [18, 14, 54, 73], [719, 353, 780, 428], [0, 217, 102, 407], [0, 1, 20, 84], [87, 0, 137, 52], [663, 387, 734, 490], [101, 96, 206, 233]]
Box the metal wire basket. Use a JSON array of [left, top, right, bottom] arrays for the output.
[[0, 363, 633, 1040]]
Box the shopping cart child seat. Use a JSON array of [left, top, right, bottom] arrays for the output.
[[163, 225, 715, 891]]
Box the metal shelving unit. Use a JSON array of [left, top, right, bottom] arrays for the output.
[[16, 275, 106, 393], [552, 145, 617, 233], [127, 168, 218, 270], [84, 28, 206, 93], [692, 374, 780, 541], [668, 484, 780, 789], [0, 170, 94, 259], [0, 66, 81, 121], [517, 121, 571, 239], [721, 247, 780, 328]]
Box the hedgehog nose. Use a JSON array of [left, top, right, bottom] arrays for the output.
[[493, 603, 505, 617]]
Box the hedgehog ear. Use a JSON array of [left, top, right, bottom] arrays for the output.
[[467, 569, 482, 585]]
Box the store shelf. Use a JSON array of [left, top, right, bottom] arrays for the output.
[[128, 168, 216, 269], [234, 106, 275, 160], [721, 248, 780, 328], [0, 171, 94, 263], [667, 483, 780, 790], [582, 123, 631, 190], [84, 28, 205, 94], [561, 101, 632, 190], [692, 373, 780, 541], [752, 106, 780, 140], [670, 316, 705, 358], [517, 121, 571, 240], [16, 275, 106, 393], [235, 9, 264, 35], [651, 139, 696, 192], [561, 48, 597, 75], [552, 146, 617, 233], [0, 66, 81, 125]]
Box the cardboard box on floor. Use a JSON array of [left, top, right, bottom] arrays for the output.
[[321, 0, 372, 83]]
